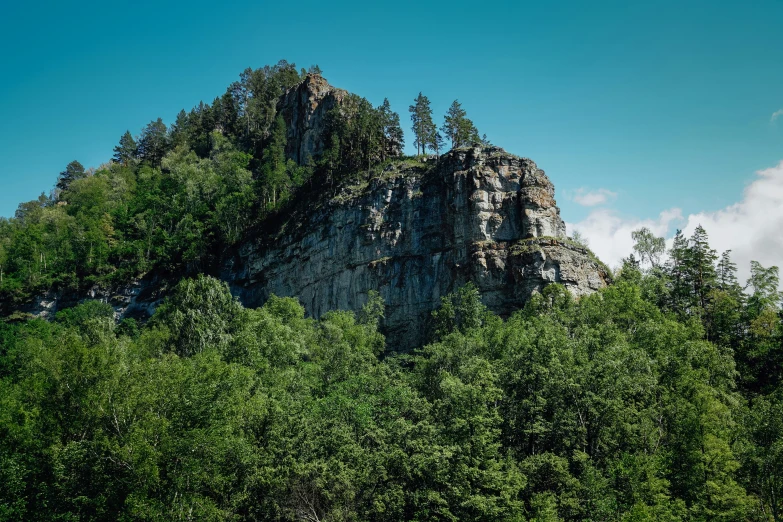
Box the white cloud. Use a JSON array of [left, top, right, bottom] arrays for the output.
[[569, 160, 783, 285], [677, 160, 783, 283], [572, 188, 618, 207], [771, 109, 783, 123], [567, 208, 682, 271]]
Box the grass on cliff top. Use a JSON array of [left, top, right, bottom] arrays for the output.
[[330, 156, 433, 204]]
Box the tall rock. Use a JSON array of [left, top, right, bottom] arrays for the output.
[[276, 74, 346, 164], [20, 75, 610, 350], [224, 146, 610, 350]]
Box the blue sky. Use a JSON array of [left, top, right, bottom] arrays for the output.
[[2, 0, 782, 272]]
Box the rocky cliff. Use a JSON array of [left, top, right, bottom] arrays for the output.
[[22, 75, 610, 350], [224, 146, 609, 350], [276, 74, 347, 164]]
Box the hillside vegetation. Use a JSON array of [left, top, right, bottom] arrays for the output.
[[1, 62, 782, 521], [0, 61, 415, 309]]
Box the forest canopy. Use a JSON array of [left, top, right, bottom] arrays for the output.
[[1, 239, 782, 520], [1, 61, 782, 521]]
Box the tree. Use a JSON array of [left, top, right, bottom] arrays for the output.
[[431, 282, 492, 338], [136, 118, 169, 167], [571, 229, 589, 248], [409, 92, 436, 155], [56, 160, 86, 193], [667, 229, 691, 314], [153, 275, 246, 357], [260, 116, 289, 208], [708, 250, 745, 347], [688, 225, 718, 311], [354, 97, 383, 176], [716, 251, 741, 295], [742, 390, 783, 521], [441, 99, 480, 149], [747, 261, 782, 316], [168, 110, 190, 148], [631, 227, 665, 269], [112, 131, 137, 166], [432, 130, 444, 156], [378, 98, 404, 160]]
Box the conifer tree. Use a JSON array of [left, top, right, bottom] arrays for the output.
[[260, 116, 289, 207], [716, 250, 741, 296], [56, 160, 86, 193], [432, 131, 444, 156], [112, 131, 138, 166], [409, 92, 436, 155], [441, 99, 480, 149], [378, 98, 404, 160], [168, 110, 190, 148], [687, 225, 718, 310], [668, 229, 691, 314], [137, 118, 169, 167]]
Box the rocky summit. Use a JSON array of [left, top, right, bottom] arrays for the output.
[[23, 74, 610, 350], [224, 140, 609, 349]]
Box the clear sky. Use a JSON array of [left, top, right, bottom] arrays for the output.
[[2, 0, 782, 276]]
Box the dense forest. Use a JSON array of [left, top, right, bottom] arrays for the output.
[[1, 62, 782, 521]]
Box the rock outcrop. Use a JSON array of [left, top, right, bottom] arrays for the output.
[[20, 76, 610, 351], [21, 278, 164, 322], [276, 74, 347, 164], [224, 146, 610, 350]]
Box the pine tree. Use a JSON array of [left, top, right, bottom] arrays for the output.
[[432, 131, 444, 156], [667, 229, 691, 314], [687, 225, 718, 311], [708, 250, 744, 346], [716, 250, 741, 296], [168, 110, 190, 149], [260, 116, 289, 207], [56, 160, 86, 192], [137, 118, 169, 167], [442, 100, 466, 147], [113, 131, 138, 166], [409, 93, 436, 155], [378, 98, 404, 160], [441, 100, 480, 149]]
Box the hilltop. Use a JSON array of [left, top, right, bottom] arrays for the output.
[[0, 62, 608, 348]]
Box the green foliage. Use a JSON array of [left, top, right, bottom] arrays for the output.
[[409, 92, 437, 155], [441, 99, 481, 149], [431, 282, 494, 339], [631, 226, 666, 269], [153, 275, 245, 357], [1, 271, 781, 520], [1, 59, 782, 521], [320, 94, 404, 183], [136, 118, 169, 167], [56, 160, 86, 193], [112, 131, 138, 166]]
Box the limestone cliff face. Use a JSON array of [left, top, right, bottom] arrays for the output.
[[276, 74, 347, 164], [224, 146, 610, 350]]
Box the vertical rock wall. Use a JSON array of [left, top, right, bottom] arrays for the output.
[[225, 147, 610, 350]]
